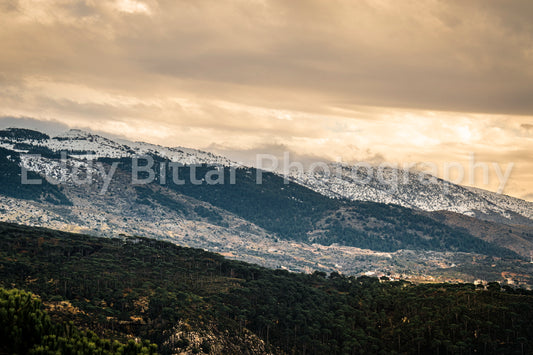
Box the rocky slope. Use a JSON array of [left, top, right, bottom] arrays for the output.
[[288, 163, 533, 226], [0, 127, 532, 285], [2, 126, 531, 228]]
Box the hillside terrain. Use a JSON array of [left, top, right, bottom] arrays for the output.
[[1, 222, 533, 354], [0, 288, 157, 354], [0, 128, 532, 286], [289, 163, 533, 226], [2, 127, 531, 225]]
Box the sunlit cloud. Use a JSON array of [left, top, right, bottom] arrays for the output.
[[115, 0, 151, 15], [0, 0, 532, 200]]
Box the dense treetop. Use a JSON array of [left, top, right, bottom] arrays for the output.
[[1, 222, 532, 354]]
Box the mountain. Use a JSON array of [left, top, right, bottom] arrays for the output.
[[2, 126, 531, 226], [0, 127, 532, 286], [287, 163, 533, 226], [1, 222, 533, 354], [0, 128, 237, 166]]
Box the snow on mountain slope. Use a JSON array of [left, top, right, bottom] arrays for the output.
[[19, 154, 103, 185], [1, 127, 531, 226], [287, 163, 533, 226], [465, 186, 533, 220], [0, 128, 238, 166], [114, 138, 238, 166]]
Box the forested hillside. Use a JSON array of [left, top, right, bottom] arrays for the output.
[[1, 222, 532, 354], [0, 127, 528, 274], [0, 287, 157, 354], [0, 147, 71, 205], [104, 159, 521, 257]]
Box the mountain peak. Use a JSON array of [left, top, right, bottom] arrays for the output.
[[53, 129, 95, 140]]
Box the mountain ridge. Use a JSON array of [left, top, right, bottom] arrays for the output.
[[288, 162, 533, 227], [3, 126, 531, 224], [0, 127, 532, 286]]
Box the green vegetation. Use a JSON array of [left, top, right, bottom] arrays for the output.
[[114, 160, 519, 257], [0, 287, 157, 354], [0, 128, 525, 257], [0, 147, 71, 205], [1, 222, 532, 354], [134, 186, 187, 214], [0, 128, 50, 141]]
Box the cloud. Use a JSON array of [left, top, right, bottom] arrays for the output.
[[115, 0, 151, 15], [0, 0, 18, 12], [521, 123, 533, 134], [523, 193, 533, 202], [0, 0, 532, 199], [0, 116, 70, 135], [1, 0, 533, 114]]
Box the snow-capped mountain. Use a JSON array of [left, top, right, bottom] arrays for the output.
[[0, 128, 238, 166], [287, 163, 533, 226], [1, 127, 532, 227], [0, 127, 532, 284]]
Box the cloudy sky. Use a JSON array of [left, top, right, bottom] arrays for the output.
[[0, 0, 532, 200]]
